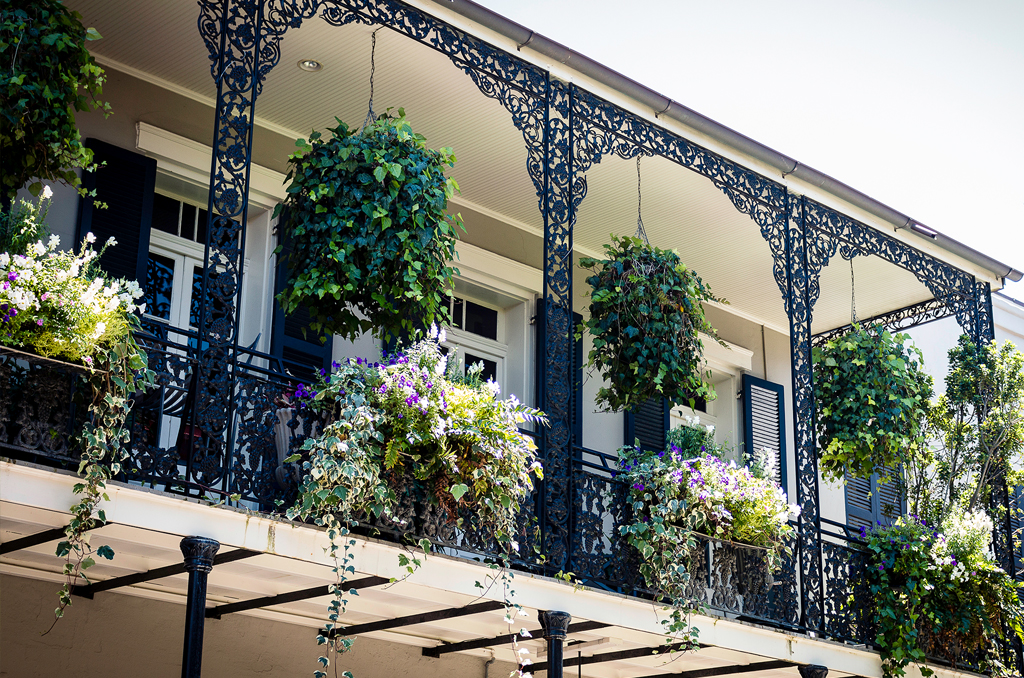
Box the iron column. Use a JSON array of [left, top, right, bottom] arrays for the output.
[[539, 610, 572, 678], [180, 536, 220, 678]]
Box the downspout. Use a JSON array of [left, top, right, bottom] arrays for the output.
[[431, 0, 1023, 285]]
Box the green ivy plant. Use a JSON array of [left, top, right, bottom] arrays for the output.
[[862, 514, 1024, 678], [812, 324, 933, 482], [284, 331, 544, 676], [579, 235, 724, 413], [616, 420, 796, 645], [1, 0, 110, 201], [274, 109, 463, 343]]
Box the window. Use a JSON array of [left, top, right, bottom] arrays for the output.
[[143, 193, 230, 341], [444, 295, 506, 386]]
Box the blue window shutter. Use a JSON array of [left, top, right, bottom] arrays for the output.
[[271, 208, 334, 380], [625, 397, 670, 452], [845, 470, 904, 533], [76, 139, 156, 284], [742, 374, 787, 488]]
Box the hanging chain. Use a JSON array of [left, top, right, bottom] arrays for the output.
[[635, 155, 650, 246], [850, 257, 859, 325], [360, 27, 384, 132]]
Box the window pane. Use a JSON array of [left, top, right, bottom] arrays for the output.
[[181, 204, 197, 241], [465, 353, 497, 383], [196, 208, 207, 245], [465, 301, 498, 340], [144, 253, 175, 321], [152, 194, 180, 236]]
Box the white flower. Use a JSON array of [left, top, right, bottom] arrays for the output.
[[47, 234, 60, 250], [42, 185, 53, 199], [85, 232, 96, 244], [106, 236, 118, 247], [30, 242, 46, 256]]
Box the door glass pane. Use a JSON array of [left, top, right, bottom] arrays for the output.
[[144, 253, 175, 321], [465, 353, 497, 383]]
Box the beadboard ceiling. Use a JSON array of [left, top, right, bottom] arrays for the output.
[[67, 0, 940, 336]]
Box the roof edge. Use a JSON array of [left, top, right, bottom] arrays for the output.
[[430, 0, 1023, 284]]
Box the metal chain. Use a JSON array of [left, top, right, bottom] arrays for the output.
[[360, 27, 384, 132], [635, 155, 650, 245], [850, 257, 859, 325]]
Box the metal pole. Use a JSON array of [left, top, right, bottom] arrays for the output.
[[539, 611, 572, 678], [180, 536, 220, 678]]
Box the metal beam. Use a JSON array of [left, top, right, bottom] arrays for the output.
[[638, 660, 796, 678], [423, 621, 611, 658], [325, 600, 506, 639], [207, 575, 389, 619], [0, 526, 70, 555], [73, 548, 259, 599], [529, 641, 701, 673]]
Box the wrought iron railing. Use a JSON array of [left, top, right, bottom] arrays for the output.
[[0, 339, 993, 664]]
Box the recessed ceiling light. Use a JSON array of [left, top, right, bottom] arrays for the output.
[[297, 59, 323, 72]]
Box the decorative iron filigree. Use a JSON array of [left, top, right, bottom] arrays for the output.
[[811, 298, 955, 348]]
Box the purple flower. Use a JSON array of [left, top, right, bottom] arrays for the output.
[[7, 272, 16, 282], [632, 483, 645, 491], [36, 319, 43, 326], [332, 361, 340, 369]]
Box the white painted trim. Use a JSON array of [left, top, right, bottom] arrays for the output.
[[703, 335, 755, 374], [0, 461, 980, 678], [453, 241, 542, 301], [135, 122, 286, 211]]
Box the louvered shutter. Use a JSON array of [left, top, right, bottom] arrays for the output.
[[742, 374, 787, 488], [271, 210, 333, 380], [845, 475, 875, 533], [76, 139, 157, 284], [845, 469, 903, 533], [625, 397, 670, 452]]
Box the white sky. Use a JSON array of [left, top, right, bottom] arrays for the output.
[[476, 0, 1024, 301]]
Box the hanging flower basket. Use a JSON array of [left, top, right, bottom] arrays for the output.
[[812, 324, 933, 482], [274, 109, 463, 342], [579, 235, 724, 412]]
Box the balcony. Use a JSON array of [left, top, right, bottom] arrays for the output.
[[0, 335, 971, 669]]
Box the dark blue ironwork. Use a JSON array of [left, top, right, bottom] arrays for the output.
[[6, 0, 1007, 661], [812, 297, 954, 348]]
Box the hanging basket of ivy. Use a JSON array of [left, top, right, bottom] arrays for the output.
[[579, 235, 724, 413], [274, 109, 463, 342], [812, 324, 933, 482]]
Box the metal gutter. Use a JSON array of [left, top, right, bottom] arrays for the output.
[[431, 0, 1023, 284]]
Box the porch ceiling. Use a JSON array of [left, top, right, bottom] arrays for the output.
[[1, 503, 842, 678], [68, 0, 945, 335]]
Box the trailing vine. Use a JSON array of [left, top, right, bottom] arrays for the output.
[[0, 191, 152, 626], [812, 324, 933, 482], [579, 235, 724, 413], [274, 110, 464, 342], [285, 330, 544, 676], [53, 321, 151, 628]]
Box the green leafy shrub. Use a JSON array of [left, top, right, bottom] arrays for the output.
[[862, 513, 1024, 678], [275, 110, 463, 342], [617, 418, 797, 642], [285, 329, 544, 676], [813, 324, 933, 482], [1, 0, 109, 200], [579, 235, 724, 413]]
